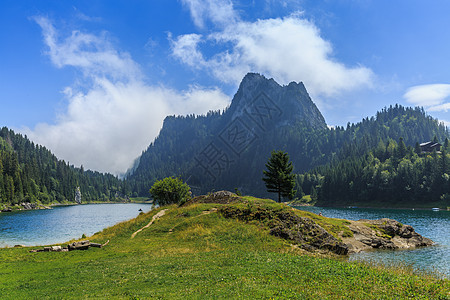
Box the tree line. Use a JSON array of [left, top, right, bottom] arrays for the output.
[[298, 137, 450, 207], [0, 127, 125, 205], [126, 104, 449, 199], [1, 104, 449, 206]]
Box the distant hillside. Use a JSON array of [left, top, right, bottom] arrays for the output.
[[295, 105, 450, 207], [126, 74, 449, 200], [334, 105, 449, 158], [0, 127, 124, 205], [300, 135, 450, 208]]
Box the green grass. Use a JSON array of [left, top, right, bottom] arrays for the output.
[[287, 195, 315, 206], [0, 199, 448, 299], [365, 223, 394, 239], [128, 197, 152, 203]]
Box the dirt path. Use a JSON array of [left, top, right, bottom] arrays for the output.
[[131, 209, 168, 239]]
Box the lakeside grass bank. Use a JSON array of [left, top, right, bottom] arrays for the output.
[[0, 196, 448, 299]]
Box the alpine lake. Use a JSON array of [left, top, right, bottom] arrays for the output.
[[0, 203, 448, 278], [294, 206, 450, 278], [0, 203, 153, 248]]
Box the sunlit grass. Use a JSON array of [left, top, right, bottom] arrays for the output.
[[0, 197, 448, 299]]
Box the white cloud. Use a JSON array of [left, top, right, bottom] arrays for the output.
[[403, 84, 450, 112], [170, 33, 205, 68], [26, 17, 229, 175], [171, 8, 373, 101], [180, 0, 238, 29], [34, 16, 141, 82]]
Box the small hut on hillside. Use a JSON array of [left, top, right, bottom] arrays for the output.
[[419, 141, 441, 153]]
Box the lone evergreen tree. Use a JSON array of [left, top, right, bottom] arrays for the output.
[[262, 150, 296, 202]]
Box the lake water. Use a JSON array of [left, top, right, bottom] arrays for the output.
[[294, 206, 450, 278], [1, 203, 448, 278], [0, 203, 153, 247]]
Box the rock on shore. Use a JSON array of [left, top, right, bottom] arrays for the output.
[[342, 218, 433, 253], [0, 202, 52, 212]]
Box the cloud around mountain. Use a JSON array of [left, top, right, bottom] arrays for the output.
[[174, 0, 373, 99], [25, 17, 229, 175], [25, 1, 374, 176]]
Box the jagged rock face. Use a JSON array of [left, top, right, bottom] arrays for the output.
[[269, 213, 349, 255], [75, 187, 82, 204], [343, 218, 434, 253], [127, 72, 329, 196], [219, 204, 349, 255], [226, 73, 327, 130]]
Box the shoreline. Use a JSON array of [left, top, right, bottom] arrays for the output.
[[288, 203, 449, 211], [0, 202, 155, 248], [1, 199, 153, 213]]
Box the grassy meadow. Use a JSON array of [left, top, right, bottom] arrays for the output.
[[0, 197, 448, 299]]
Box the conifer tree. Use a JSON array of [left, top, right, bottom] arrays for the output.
[[414, 142, 422, 155], [262, 150, 296, 202]]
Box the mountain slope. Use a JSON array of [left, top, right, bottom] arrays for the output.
[[0, 127, 124, 205], [127, 73, 330, 196], [301, 136, 450, 208], [127, 73, 449, 201]]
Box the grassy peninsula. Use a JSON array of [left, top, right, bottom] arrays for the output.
[[0, 195, 448, 299]]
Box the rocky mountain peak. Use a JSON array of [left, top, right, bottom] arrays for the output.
[[226, 73, 326, 129]]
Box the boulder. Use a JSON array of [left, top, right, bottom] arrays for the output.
[[186, 191, 241, 206], [342, 218, 433, 253], [68, 240, 91, 251], [21, 203, 37, 210]]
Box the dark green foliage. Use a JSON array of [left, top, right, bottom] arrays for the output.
[[125, 112, 224, 196], [149, 177, 191, 206], [0, 127, 124, 205], [126, 104, 449, 201], [262, 150, 296, 202], [300, 137, 450, 207]]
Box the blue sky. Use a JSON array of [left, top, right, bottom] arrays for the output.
[[2, 0, 450, 175]]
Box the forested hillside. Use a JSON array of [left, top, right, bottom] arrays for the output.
[[126, 73, 332, 197], [3, 74, 447, 206], [297, 106, 450, 207], [299, 138, 450, 208], [126, 74, 449, 202], [334, 105, 448, 158], [0, 127, 124, 205]]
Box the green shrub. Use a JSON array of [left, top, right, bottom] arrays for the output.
[[149, 177, 191, 206]]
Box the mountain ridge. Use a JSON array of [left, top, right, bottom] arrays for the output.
[[2, 73, 448, 204], [224, 72, 326, 130], [126, 74, 449, 199], [126, 73, 331, 196]]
